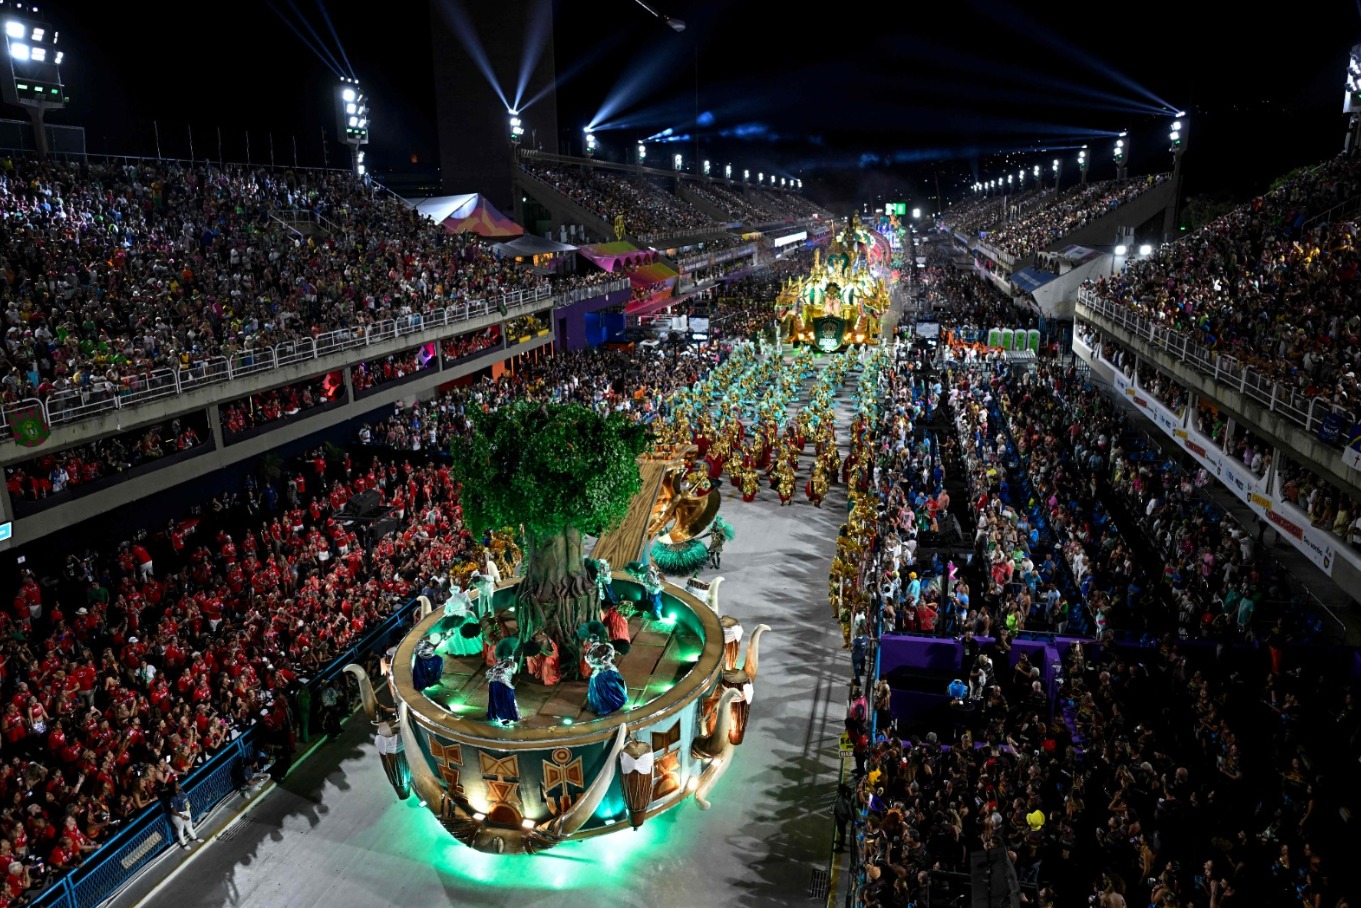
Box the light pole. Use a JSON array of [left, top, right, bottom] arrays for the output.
[[337, 78, 370, 178], [1114, 131, 1128, 180], [584, 126, 596, 158], [1078, 146, 1088, 185], [1163, 114, 1188, 240], [1052, 158, 1061, 192], [0, 8, 65, 159]]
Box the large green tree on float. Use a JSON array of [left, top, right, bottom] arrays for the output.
[[450, 401, 649, 678]]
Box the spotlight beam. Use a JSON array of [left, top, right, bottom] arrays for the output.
[[283, 0, 347, 79], [513, 0, 552, 112], [313, 0, 355, 78], [433, 0, 511, 111], [973, 0, 1178, 112], [267, 0, 344, 78]]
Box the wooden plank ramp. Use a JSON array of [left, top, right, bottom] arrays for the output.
[[590, 458, 669, 567]]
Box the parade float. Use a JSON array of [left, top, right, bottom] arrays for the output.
[[348, 402, 767, 854], [776, 212, 891, 352]]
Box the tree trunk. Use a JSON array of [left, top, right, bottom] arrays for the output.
[[517, 526, 596, 679]]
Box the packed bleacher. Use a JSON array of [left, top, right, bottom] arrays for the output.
[[840, 254, 1358, 907], [942, 187, 1046, 239], [0, 441, 488, 899], [683, 182, 768, 223], [0, 158, 553, 427], [222, 376, 343, 436], [5, 415, 209, 508], [1086, 154, 1361, 417], [982, 176, 1166, 261], [519, 162, 719, 240]]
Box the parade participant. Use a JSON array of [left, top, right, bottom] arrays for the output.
[[485, 640, 521, 725], [776, 461, 796, 506], [443, 588, 484, 657], [524, 630, 562, 686], [740, 466, 759, 503], [584, 642, 628, 716], [805, 463, 829, 508]]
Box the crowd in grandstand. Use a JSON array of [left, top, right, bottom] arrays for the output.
[[983, 177, 1165, 261], [0, 158, 559, 422], [5, 419, 205, 506], [846, 300, 1356, 908], [1087, 154, 1361, 417], [520, 162, 716, 239], [0, 437, 492, 898], [222, 377, 341, 436]]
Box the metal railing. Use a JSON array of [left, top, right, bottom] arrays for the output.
[[0, 286, 582, 442], [1077, 288, 1359, 448]]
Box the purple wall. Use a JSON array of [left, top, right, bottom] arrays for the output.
[[555, 288, 631, 351]]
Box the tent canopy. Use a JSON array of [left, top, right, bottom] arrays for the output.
[[492, 235, 577, 258], [409, 193, 524, 238]]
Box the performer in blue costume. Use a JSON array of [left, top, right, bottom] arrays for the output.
[[486, 639, 521, 725], [585, 642, 628, 716]]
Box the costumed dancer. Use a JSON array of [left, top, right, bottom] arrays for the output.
[[584, 642, 629, 716], [602, 599, 630, 643], [805, 464, 828, 508], [740, 466, 759, 503], [641, 561, 666, 620], [374, 711, 410, 800], [468, 569, 497, 618], [485, 639, 521, 725], [524, 629, 562, 686], [443, 588, 484, 657], [588, 557, 619, 606], [776, 461, 795, 506]]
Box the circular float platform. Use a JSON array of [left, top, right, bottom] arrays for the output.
[[390, 573, 725, 853]]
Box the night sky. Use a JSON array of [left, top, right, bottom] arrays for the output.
[[36, 0, 1361, 212]]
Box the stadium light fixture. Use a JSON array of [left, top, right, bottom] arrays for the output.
[[1115, 244, 1128, 256], [703, 159, 710, 175], [743, 169, 749, 181], [0, 3, 66, 158], [584, 126, 596, 157], [508, 111, 524, 144], [673, 152, 682, 171], [724, 163, 731, 179], [912, 207, 921, 219], [758, 172, 764, 182], [637, 142, 647, 163], [1138, 243, 1152, 256], [336, 78, 370, 178]]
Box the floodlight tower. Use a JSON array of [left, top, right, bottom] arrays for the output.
[[1114, 132, 1128, 180], [673, 152, 683, 172], [584, 126, 597, 158], [724, 163, 732, 180], [0, 5, 66, 159], [508, 110, 524, 145], [1345, 44, 1361, 154], [1078, 146, 1089, 185], [1163, 113, 1188, 240], [636, 142, 647, 166], [1052, 158, 1061, 191], [336, 78, 369, 178]]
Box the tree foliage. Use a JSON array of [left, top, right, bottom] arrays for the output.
[[450, 401, 650, 544]]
